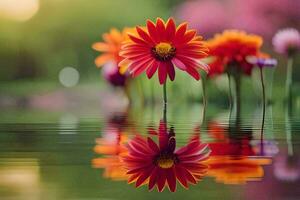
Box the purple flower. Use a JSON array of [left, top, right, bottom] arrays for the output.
[[272, 28, 300, 55], [102, 62, 128, 87], [246, 56, 277, 68], [274, 154, 300, 182]]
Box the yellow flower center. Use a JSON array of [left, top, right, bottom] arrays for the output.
[[152, 42, 176, 61], [156, 153, 178, 169], [156, 42, 173, 55], [157, 157, 174, 169]]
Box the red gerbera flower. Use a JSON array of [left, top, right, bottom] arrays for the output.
[[122, 121, 209, 192], [207, 30, 263, 76], [119, 18, 209, 84]]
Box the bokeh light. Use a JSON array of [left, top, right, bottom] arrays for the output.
[[58, 67, 80, 88], [0, 0, 39, 22]]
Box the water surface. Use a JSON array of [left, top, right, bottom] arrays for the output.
[[0, 103, 299, 200]]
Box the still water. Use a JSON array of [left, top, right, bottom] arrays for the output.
[[0, 102, 299, 200]]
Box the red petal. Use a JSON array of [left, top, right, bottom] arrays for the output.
[[147, 137, 160, 153], [148, 167, 159, 191], [156, 18, 166, 41], [132, 59, 154, 77], [158, 62, 167, 85], [128, 139, 153, 155], [128, 34, 149, 45], [166, 167, 177, 192], [147, 126, 158, 135], [181, 30, 197, 44], [128, 173, 140, 184], [165, 18, 176, 41], [135, 166, 154, 187], [166, 62, 175, 81], [172, 58, 186, 70], [136, 26, 155, 45], [128, 57, 152, 74], [127, 164, 152, 174], [175, 166, 188, 188], [146, 61, 159, 79], [186, 66, 200, 80], [147, 20, 159, 43], [180, 166, 197, 184], [156, 168, 167, 192], [158, 120, 168, 149], [173, 22, 187, 45]]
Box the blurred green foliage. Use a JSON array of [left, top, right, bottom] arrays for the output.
[[0, 0, 183, 81]]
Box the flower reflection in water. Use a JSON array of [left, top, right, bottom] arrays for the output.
[[205, 121, 272, 184], [123, 121, 210, 192], [92, 114, 129, 181]]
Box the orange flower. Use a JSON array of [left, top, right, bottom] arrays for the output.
[[206, 156, 271, 184], [119, 18, 209, 84], [92, 27, 135, 73], [207, 30, 263, 76]]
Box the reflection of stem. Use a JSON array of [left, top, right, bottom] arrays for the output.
[[285, 106, 293, 156], [260, 68, 266, 138], [163, 83, 167, 123], [227, 72, 233, 109], [234, 74, 241, 121], [285, 57, 293, 105]]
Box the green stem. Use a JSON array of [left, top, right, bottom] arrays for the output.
[[163, 82, 167, 122], [150, 81, 155, 104], [260, 67, 266, 137], [286, 57, 293, 105], [227, 72, 233, 109], [163, 82, 167, 105], [201, 77, 207, 108], [234, 74, 241, 121], [285, 105, 293, 156]]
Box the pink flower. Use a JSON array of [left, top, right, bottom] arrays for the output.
[[175, 0, 228, 38], [176, 0, 300, 41], [272, 28, 300, 55]]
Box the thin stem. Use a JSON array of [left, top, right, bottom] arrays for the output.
[[260, 67, 266, 137], [227, 72, 233, 109], [286, 57, 293, 105], [163, 82, 167, 105], [285, 105, 293, 156], [150, 81, 155, 104], [201, 76, 207, 125], [234, 74, 241, 121], [163, 82, 167, 122], [201, 77, 207, 108]]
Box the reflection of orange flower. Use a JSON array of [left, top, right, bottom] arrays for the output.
[[92, 28, 135, 72], [206, 156, 271, 184], [207, 122, 255, 156], [207, 30, 263, 76], [92, 132, 128, 181]]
